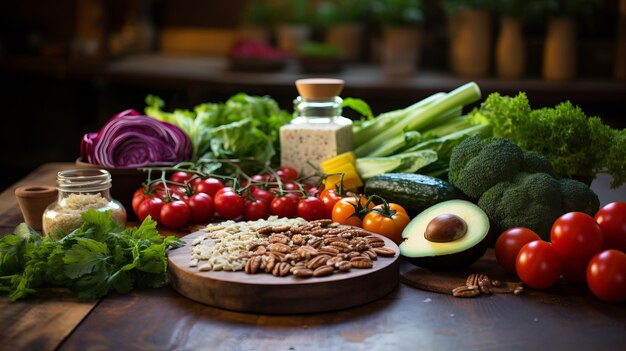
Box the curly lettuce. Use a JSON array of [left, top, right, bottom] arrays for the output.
[[469, 93, 626, 188]]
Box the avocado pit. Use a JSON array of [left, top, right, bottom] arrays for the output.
[[424, 213, 467, 243]]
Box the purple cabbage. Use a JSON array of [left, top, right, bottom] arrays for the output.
[[81, 109, 191, 168]]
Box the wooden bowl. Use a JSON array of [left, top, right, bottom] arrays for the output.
[[75, 158, 148, 220]]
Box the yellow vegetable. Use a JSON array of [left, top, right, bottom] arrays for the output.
[[321, 152, 363, 191]]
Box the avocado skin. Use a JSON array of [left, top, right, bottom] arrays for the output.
[[364, 173, 467, 217]]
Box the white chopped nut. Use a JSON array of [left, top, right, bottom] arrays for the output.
[[189, 259, 199, 267]]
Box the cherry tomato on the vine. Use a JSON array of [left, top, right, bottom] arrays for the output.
[[214, 191, 244, 220], [362, 204, 410, 245], [551, 212, 603, 261], [495, 227, 541, 274], [187, 193, 215, 224], [331, 196, 375, 227], [194, 178, 225, 198], [251, 187, 275, 206], [132, 187, 152, 214], [587, 249, 626, 303], [595, 202, 626, 252], [136, 197, 164, 224], [516, 240, 562, 289], [170, 171, 194, 184], [270, 195, 299, 218], [297, 196, 327, 221], [319, 189, 344, 218], [244, 198, 269, 221], [160, 200, 190, 228], [276, 167, 298, 181]]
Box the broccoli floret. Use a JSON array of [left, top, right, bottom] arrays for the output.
[[521, 151, 554, 176], [478, 173, 563, 240], [559, 178, 600, 216], [449, 135, 523, 199]]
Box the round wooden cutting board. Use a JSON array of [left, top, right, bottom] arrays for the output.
[[168, 231, 400, 314]]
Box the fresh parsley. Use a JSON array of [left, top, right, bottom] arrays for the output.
[[0, 210, 183, 301]]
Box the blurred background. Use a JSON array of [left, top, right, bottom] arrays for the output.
[[1, 0, 625, 190]]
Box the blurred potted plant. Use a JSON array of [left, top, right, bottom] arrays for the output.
[[275, 0, 310, 55], [297, 41, 344, 73], [238, 0, 274, 44], [541, 0, 596, 80], [316, 0, 369, 62], [372, 0, 424, 76], [494, 0, 528, 79], [442, 0, 493, 77]]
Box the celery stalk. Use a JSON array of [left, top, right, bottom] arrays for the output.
[[353, 82, 481, 158], [365, 106, 462, 157], [352, 92, 446, 147]]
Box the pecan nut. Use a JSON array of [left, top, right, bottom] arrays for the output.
[[313, 265, 334, 277], [452, 285, 480, 298]]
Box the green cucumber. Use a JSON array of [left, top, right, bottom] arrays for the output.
[[364, 173, 467, 216]]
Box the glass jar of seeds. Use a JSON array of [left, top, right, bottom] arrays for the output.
[[42, 169, 127, 239]]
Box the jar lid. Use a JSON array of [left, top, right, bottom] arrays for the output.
[[295, 78, 344, 100]]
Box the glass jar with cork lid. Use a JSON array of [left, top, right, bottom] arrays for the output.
[[280, 78, 353, 176], [42, 169, 127, 239]]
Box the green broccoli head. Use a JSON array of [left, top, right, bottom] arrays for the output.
[[449, 135, 524, 199], [478, 173, 563, 240], [521, 151, 554, 176], [559, 178, 600, 216]]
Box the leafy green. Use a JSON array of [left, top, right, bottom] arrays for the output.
[[145, 93, 292, 169], [0, 210, 182, 301], [470, 92, 626, 187]]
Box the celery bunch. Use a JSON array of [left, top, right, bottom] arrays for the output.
[[350, 82, 487, 179]]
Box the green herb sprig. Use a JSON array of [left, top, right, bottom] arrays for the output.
[[0, 211, 183, 301]]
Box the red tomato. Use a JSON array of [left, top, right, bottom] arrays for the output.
[[244, 199, 269, 221], [516, 240, 562, 289], [187, 193, 215, 224], [270, 195, 299, 218], [551, 212, 604, 261], [297, 196, 327, 221], [170, 171, 194, 184], [132, 187, 152, 214], [282, 182, 303, 198], [587, 249, 626, 303], [251, 188, 275, 206], [136, 197, 164, 224], [276, 167, 298, 181], [214, 187, 235, 199], [194, 178, 225, 198], [595, 202, 626, 252], [214, 191, 244, 220], [362, 204, 410, 245], [495, 227, 541, 274], [319, 189, 343, 218], [160, 200, 190, 228], [331, 196, 375, 227], [304, 184, 322, 197]]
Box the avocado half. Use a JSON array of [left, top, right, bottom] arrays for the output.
[[400, 200, 490, 271]]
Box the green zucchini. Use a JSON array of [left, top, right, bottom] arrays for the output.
[[364, 173, 467, 216]]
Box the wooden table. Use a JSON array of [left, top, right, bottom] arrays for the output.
[[2, 163, 625, 351]]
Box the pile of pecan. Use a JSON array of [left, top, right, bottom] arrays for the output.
[[452, 273, 524, 297], [242, 219, 396, 278]]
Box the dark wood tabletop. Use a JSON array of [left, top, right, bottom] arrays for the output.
[[1, 163, 625, 351]]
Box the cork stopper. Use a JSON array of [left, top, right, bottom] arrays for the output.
[[295, 78, 344, 100]]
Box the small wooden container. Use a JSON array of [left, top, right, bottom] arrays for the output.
[[15, 185, 58, 232]]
